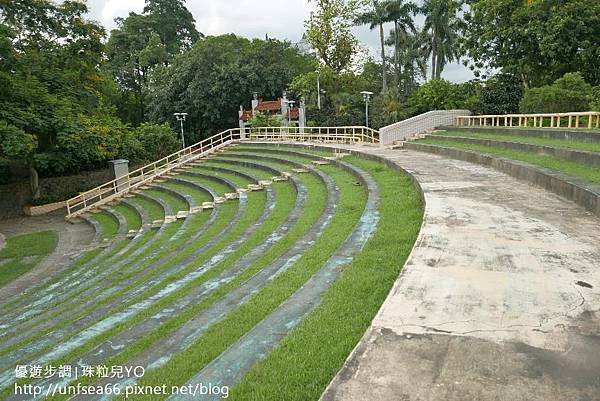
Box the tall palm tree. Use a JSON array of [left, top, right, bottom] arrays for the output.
[[355, 0, 391, 92], [388, 29, 429, 94], [421, 0, 462, 80], [384, 0, 418, 87]]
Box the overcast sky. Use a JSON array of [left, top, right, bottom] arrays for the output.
[[85, 0, 474, 83]]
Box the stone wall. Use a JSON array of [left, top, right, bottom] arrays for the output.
[[379, 110, 471, 145], [0, 169, 112, 220]]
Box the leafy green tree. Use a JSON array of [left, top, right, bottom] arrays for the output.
[[462, 0, 600, 87], [143, 0, 201, 54], [422, 0, 463, 80], [0, 0, 118, 197], [479, 73, 523, 114], [147, 35, 315, 140], [133, 123, 181, 161], [105, 0, 201, 125], [305, 0, 361, 72], [519, 72, 593, 113], [408, 78, 480, 113], [591, 87, 600, 112]]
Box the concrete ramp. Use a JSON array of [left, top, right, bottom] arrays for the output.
[[320, 145, 600, 401]]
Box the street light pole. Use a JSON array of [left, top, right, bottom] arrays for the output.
[[174, 112, 188, 149], [285, 100, 295, 128], [360, 91, 373, 128], [316, 69, 321, 110]]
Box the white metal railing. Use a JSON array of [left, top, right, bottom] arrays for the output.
[[455, 112, 600, 129], [66, 128, 243, 218], [65, 126, 379, 218], [248, 126, 379, 144]]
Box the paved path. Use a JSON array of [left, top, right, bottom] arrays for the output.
[[0, 210, 95, 301], [318, 145, 600, 401]]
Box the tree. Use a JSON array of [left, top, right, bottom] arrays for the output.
[[408, 78, 480, 113], [355, 0, 393, 91], [142, 0, 201, 54], [0, 0, 118, 197], [519, 72, 593, 113], [384, 0, 418, 89], [422, 0, 462, 80], [105, 0, 201, 125], [479, 73, 523, 115], [147, 35, 316, 139], [462, 0, 600, 87], [305, 0, 361, 73]]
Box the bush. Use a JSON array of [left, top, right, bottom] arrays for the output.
[[480, 73, 523, 114], [519, 72, 593, 113], [248, 112, 283, 128], [591, 86, 600, 112], [131, 123, 181, 161], [408, 79, 481, 114]]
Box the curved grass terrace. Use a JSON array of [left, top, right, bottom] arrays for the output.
[[0, 144, 423, 401]]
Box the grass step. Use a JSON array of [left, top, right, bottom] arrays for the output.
[[419, 138, 600, 185], [428, 135, 600, 167], [433, 129, 600, 153]]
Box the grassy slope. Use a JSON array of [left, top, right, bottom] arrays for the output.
[[112, 204, 142, 231], [0, 231, 58, 286], [123, 159, 361, 401], [421, 138, 600, 185], [92, 212, 120, 240], [228, 154, 423, 401], [436, 130, 600, 153]]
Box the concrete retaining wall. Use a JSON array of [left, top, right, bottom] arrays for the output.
[[404, 142, 600, 218], [440, 126, 600, 143], [0, 169, 112, 220], [432, 135, 600, 166], [380, 110, 471, 145]]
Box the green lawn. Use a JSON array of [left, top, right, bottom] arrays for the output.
[[420, 138, 600, 185], [435, 130, 600, 153], [228, 154, 423, 401], [0, 231, 58, 286], [92, 211, 120, 239]]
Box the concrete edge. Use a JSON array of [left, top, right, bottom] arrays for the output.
[[431, 135, 600, 167], [404, 142, 600, 218], [439, 125, 600, 143]]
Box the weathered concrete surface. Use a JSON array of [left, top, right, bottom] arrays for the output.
[[403, 142, 600, 218], [317, 145, 600, 401], [0, 210, 95, 301]]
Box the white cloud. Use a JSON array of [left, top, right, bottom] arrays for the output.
[[84, 0, 474, 82]]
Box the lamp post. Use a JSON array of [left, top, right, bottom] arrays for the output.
[[360, 91, 373, 128], [285, 100, 295, 127], [316, 69, 321, 110], [174, 112, 188, 149]]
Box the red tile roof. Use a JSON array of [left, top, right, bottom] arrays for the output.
[[256, 99, 282, 112]]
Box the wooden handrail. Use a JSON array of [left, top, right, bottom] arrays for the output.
[[455, 112, 600, 129]]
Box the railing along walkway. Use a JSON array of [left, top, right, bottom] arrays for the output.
[[65, 126, 379, 218], [456, 112, 600, 129]]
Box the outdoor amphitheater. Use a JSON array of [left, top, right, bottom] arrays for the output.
[[1, 111, 599, 401]]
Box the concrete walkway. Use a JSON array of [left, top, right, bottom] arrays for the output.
[[319, 145, 600, 401], [0, 210, 95, 301]]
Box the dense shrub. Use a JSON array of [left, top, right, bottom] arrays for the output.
[[408, 79, 481, 114], [591, 86, 600, 112], [248, 112, 283, 128], [519, 72, 593, 113], [479, 73, 523, 114], [132, 123, 181, 161]]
